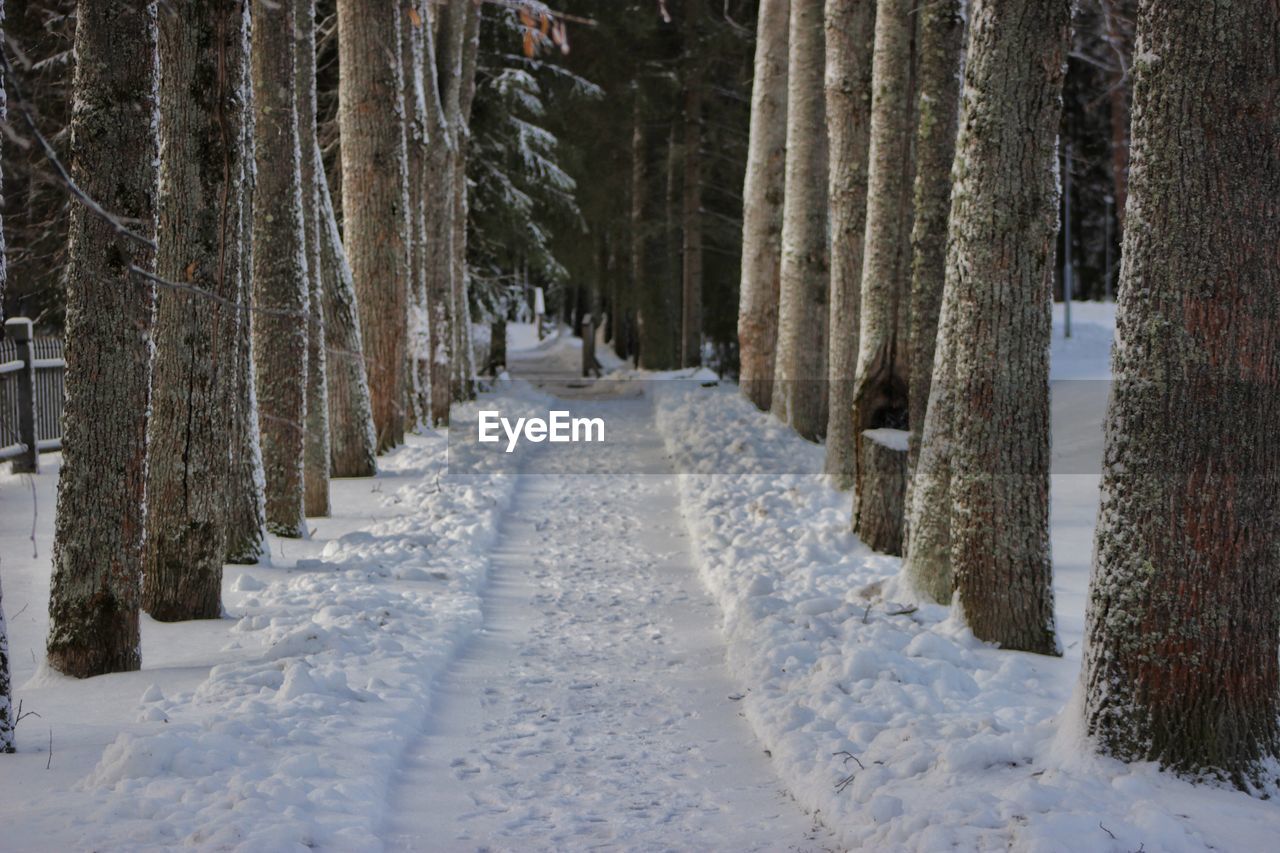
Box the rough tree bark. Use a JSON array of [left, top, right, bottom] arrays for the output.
[[143, 0, 249, 621], [633, 96, 678, 371], [318, 152, 379, 478], [251, 0, 309, 538], [0, 0, 12, 749], [298, 0, 330, 517], [903, 0, 963, 513], [820, 0, 875, 488], [680, 0, 704, 369], [850, 0, 915, 547], [401, 0, 431, 427], [224, 5, 267, 564], [947, 0, 1068, 655], [337, 0, 411, 449], [1082, 0, 1280, 787], [770, 0, 828, 440], [45, 0, 158, 677], [737, 0, 789, 411], [449, 1, 481, 401], [1101, 0, 1133, 230]]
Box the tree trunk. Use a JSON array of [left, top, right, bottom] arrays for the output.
[[0, 0, 13, 748], [252, 0, 309, 538], [225, 11, 268, 564], [337, 0, 411, 450], [1101, 0, 1133, 230], [298, 0, 330, 518], [449, 1, 481, 401], [402, 0, 431, 428], [633, 97, 678, 371], [850, 0, 915, 540], [820, 0, 875, 487], [737, 0, 789, 411], [770, 0, 828, 441], [857, 429, 908, 554], [680, 0, 704, 369], [904, 0, 963, 510], [46, 0, 157, 677], [144, 0, 249, 621], [1082, 0, 1280, 787], [318, 152, 379, 478], [947, 0, 1068, 656]]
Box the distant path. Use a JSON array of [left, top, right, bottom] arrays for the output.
[[383, 333, 832, 851]]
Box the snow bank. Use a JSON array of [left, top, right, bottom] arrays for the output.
[[19, 381, 553, 852], [652, 377, 1279, 853]]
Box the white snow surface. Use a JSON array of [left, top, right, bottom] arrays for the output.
[[2, 302, 1277, 851]]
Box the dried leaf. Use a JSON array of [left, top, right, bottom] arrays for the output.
[[408, 5, 422, 27]]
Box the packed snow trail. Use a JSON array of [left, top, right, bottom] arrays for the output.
[[385, 355, 831, 850]]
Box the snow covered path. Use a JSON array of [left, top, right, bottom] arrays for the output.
[[385, 390, 831, 851]]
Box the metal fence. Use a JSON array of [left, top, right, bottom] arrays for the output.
[[0, 318, 66, 472]]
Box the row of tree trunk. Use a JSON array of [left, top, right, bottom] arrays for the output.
[[24, 0, 483, 684], [737, 0, 1279, 788]]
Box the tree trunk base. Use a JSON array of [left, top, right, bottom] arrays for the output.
[[855, 428, 908, 555]]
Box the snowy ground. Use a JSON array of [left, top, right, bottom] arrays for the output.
[[1, 305, 1276, 851]]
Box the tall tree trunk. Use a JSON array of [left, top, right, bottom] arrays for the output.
[[46, 0, 158, 677], [680, 0, 704, 369], [1082, 0, 1280, 787], [1101, 0, 1133, 231], [947, 0, 1068, 655], [903, 0, 963, 528], [737, 0, 789, 411], [144, 0, 249, 621], [449, 1, 481, 401], [318, 152, 378, 478], [850, 0, 915, 538], [821, 0, 875, 487], [298, 0, 330, 517], [770, 0, 828, 440], [401, 0, 431, 427], [225, 8, 267, 564], [633, 96, 678, 371], [0, 0, 13, 749], [337, 0, 411, 450], [252, 0, 309, 538]]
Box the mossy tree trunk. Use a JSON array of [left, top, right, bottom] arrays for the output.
[[947, 0, 1068, 655], [736, 0, 789, 411], [337, 0, 411, 450], [770, 0, 828, 441], [144, 0, 249, 620], [820, 0, 875, 487], [1082, 0, 1280, 787], [251, 0, 309, 538], [46, 0, 158, 677]]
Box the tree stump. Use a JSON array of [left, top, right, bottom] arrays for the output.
[[854, 428, 908, 555]]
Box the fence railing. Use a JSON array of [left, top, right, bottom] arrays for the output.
[[0, 317, 66, 473]]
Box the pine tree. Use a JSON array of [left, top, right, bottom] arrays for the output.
[[337, 0, 411, 449], [770, 0, 828, 440], [298, 0, 330, 517], [252, 0, 309, 537], [821, 0, 875, 487], [849, 0, 915, 544], [45, 0, 158, 677], [1081, 0, 1280, 787], [737, 0, 789, 411], [946, 0, 1068, 654], [143, 0, 250, 620]]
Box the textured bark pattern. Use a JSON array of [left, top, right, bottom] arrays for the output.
[[318, 152, 378, 478], [225, 8, 267, 564], [947, 0, 1068, 655], [851, 0, 914, 537], [449, 2, 481, 402], [736, 0, 788, 411], [770, 0, 829, 440], [680, 0, 704, 369], [338, 0, 411, 450], [633, 102, 678, 370], [0, 0, 12, 749], [252, 0, 309, 537], [401, 0, 431, 427], [46, 0, 158, 677], [858, 430, 907, 554], [903, 0, 962, 498], [821, 0, 875, 487], [1082, 0, 1280, 786], [298, 0, 330, 517], [144, 0, 249, 621], [1101, 0, 1133, 229]]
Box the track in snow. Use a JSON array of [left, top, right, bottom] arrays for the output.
[[385, 348, 833, 851]]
